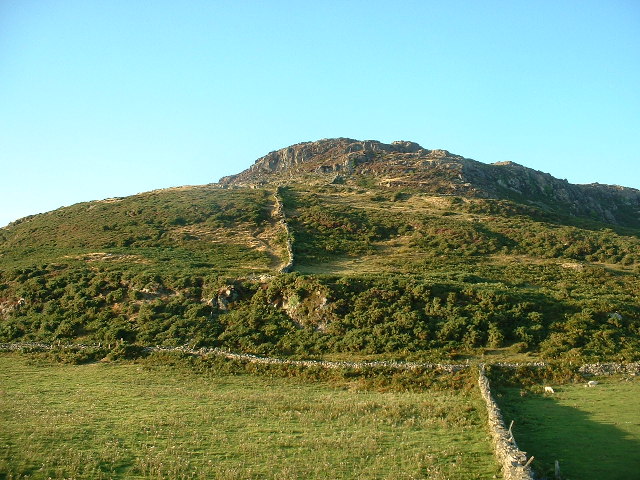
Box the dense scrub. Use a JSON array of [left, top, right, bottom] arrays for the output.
[[1, 184, 639, 362], [1, 266, 638, 362]]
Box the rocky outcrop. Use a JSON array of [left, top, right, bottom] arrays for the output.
[[219, 138, 446, 187], [219, 138, 429, 185], [215, 285, 238, 311], [479, 162, 640, 225], [0, 298, 25, 317], [218, 138, 640, 227]]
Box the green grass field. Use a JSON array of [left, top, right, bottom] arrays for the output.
[[0, 354, 500, 479], [497, 378, 640, 480]]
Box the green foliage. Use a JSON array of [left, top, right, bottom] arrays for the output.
[[284, 186, 640, 266], [1, 183, 639, 361], [105, 342, 149, 360], [485, 364, 584, 387]]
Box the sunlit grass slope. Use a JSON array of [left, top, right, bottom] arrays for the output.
[[281, 184, 640, 275], [0, 354, 500, 480], [0, 186, 285, 276]]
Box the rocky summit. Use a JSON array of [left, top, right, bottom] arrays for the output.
[[219, 138, 640, 228]]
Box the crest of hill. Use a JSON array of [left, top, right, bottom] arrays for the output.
[[219, 138, 640, 228]]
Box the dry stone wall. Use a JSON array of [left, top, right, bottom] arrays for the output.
[[0, 342, 468, 372], [191, 347, 468, 372], [478, 365, 535, 480], [578, 362, 640, 376], [274, 187, 294, 273]]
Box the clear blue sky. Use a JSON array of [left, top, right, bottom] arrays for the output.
[[1, 0, 639, 227]]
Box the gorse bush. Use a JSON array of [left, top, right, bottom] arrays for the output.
[[1, 184, 638, 361], [1, 265, 638, 361]]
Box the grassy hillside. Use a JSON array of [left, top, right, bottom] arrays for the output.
[[0, 186, 285, 275], [495, 377, 640, 480], [280, 184, 640, 270], [0, 353, 500, 479], [1, 181, 639, 361]]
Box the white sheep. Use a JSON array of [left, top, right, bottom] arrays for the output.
[[544, 386, 555, 394], [586, 380, 599, 387]]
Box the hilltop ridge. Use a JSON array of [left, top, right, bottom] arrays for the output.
[[219, 138, 640, 228], [219, 138, 464, 186]]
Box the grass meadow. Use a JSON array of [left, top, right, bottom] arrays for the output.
[[0, 354, 500, 479], [497, 378, 640, 480]]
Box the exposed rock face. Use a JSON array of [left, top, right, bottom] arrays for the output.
[[480, 163, 640, 226], [220, 138, 434, 184], [218, 138, 640, 227], [216, 285, 238, 311]]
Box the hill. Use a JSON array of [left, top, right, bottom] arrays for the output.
[[221, 138, 640, 228], [1, 139, 639, 361]]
